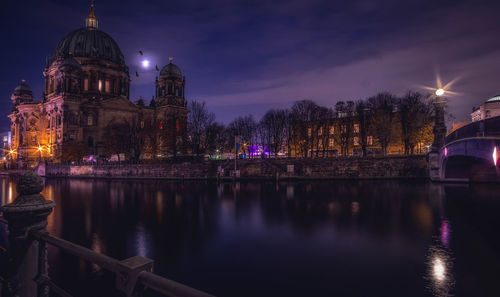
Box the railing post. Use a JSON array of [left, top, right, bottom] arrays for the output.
[[1, 172, 55, 297]]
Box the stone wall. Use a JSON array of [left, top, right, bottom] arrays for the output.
[[45, 155, 429, 180]]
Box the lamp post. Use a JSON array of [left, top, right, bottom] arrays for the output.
[[432, 89, 447, 153], [429, 88, 447, 181]]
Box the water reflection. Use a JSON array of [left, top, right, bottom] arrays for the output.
[[426, 244, 455, 297], [0, 179, 499, 297], [440, 220, 451, 247]]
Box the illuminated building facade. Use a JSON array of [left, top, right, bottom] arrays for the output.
[[471, 95, 500, 122], [291, 112, 433, 157], [8, 4, 188, 165]]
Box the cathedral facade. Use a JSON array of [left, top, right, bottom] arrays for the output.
[[9, 4, 188, 165]]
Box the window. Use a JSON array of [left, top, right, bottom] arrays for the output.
[[140, 121, 144, 128], [329, 126, 334, 135], [98, 80, 103, 92], [341, 125, 346, 133], [354, 124, 359, 133], [367, 136, 373, 145], [318, 139, 323, 148], [354, 137, 359, 146], [318, 127, 323, 136], [329, 138, 334, 148], [105, 80, 110, 93], [69, 134, 75, 140], [84, 78, 89, 91], [307, 128, 312, 137], [87, 114, 94, 126]]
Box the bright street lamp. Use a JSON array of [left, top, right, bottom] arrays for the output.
[[435, 88, 445, 97]]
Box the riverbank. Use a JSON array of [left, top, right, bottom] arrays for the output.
[[38, 155, 429, 180]]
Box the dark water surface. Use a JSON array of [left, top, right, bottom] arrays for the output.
[[1, 178, 500, 297]]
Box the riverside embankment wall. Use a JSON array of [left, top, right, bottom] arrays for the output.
[[44, 155, 429, 180]]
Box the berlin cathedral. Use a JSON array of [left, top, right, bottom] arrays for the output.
[[8, 3, 188, 165]]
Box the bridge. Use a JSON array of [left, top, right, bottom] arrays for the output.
[[431, 116, 500, 182]]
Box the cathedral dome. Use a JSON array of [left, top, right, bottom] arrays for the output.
[[160, 59, 182, 77], [58, 56, 82, 69], [53, 28, 125, 66], [486, 95, 500, 103], [13, 80, 32, 95]]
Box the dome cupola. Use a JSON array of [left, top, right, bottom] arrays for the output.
[[13, 79, 33, 96], [155, 57, 186, 106], [85, 1, 98, 30], [486, 95, 500, 103], [12, 79, 34, 106], [160, 57, 182, 77], [50, 1, 126, 66]]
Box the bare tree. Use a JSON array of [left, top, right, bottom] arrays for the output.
[[204, 122, 226, 157], [355, 99, 371, 156], [335, 101, 355, 157], [290, 100, 320, 158], [187, 101, 215, 156], [103, 120, 133, 162], [227, 115, 257, 156], [399, 91, 433, 154], [368, 92, 397, 156], [142, 118, 162, 160], [259, 109, 288, 157]]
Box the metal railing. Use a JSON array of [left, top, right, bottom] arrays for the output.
[[0, 172, 215, 297], [27, 230, 214, 297]]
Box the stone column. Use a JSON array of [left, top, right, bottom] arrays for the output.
[[432, 96, 447, 152], [429, 96, 447, 181], [1, 172, 55, 297]]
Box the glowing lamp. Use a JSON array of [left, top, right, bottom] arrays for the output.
[[141, 59, 150, 68], [9, 150, 14, 154], [38, 146, 43, 151], [494, 146, 498, 166], [444, 147, 448, 157], [435, 88, 445, 96]]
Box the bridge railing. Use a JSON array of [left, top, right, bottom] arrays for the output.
[[446, 116, 500, 144], [0, 172, 215, 297]]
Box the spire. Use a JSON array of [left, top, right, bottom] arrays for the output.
[[85, 1, 98, 29], [169, 56, 173, 63]]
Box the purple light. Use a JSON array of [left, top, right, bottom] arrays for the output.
[[444, 147, 448, 157], [440, 220, 450, 247], [248, 145, 270, 157]]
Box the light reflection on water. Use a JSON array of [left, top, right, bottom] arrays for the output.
[[1, 179, 500, 297], [426, 243, 455, 297]]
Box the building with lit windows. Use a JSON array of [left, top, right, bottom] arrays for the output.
[[8, 3, 188, 166], [471, 95, 500, 122]]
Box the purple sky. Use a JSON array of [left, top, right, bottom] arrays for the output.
[[2, 0, 500, 131]]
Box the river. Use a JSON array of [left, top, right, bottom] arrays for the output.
[[1, 178, 499, 297]]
